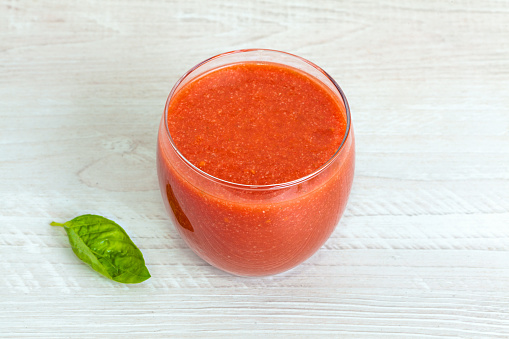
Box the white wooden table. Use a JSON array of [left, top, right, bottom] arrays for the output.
[[1, 1, 508, 337]]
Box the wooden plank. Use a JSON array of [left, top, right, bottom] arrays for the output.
[[1, 0, 508, 337]]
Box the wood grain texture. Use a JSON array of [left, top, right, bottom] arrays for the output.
[[1, 0, 508, 337]]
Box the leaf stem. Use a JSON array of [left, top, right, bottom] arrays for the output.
[[50, 221, 65, 227]]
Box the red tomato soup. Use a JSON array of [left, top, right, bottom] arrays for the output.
[[157, 50, 354, 276]]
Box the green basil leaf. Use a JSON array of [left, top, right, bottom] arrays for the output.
[[51, 214, 151, 284]]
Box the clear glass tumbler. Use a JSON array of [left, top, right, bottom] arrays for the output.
[[157, 49, 355, 276]]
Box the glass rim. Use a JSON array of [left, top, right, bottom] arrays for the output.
[[163, 48, 351, 190]]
